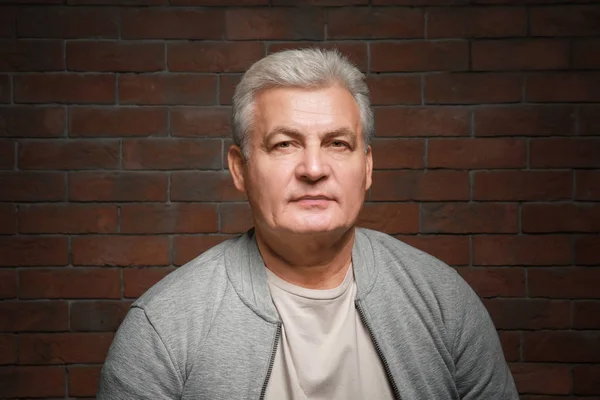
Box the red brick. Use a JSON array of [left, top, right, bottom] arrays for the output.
[[473, 171, 572, 201], [0, 334, 16, 364], [72, 236, 170, 266], [219, 74, 241, 105], [0, 236, 68, 267], [19, 139, 119, 170], [123, 267, 175, 298], [371, 170, 470, 201], [19, 204, 117, 234], [510, 363, 571, 395], [529, 268, 600, 299], [70, 106, 167, 137], [371, 139, 425, 169], [473, 235, 571, 266], [122, 8, 222, 39], [523, 204, 600, 233], [173, 235, 233, 266], [20, 268, 121, 299], [498, 331, 520, 362], [67, 41, 164, 72], [220, 202, 253, 234], [576, 235, 600, 265], [121, 203, 218, 234], [268, 42, 368, 72], [0, 270, 17, 299], [456, 267, 525, 298], [371, 41, 468, 72], [474, 105, 575, 136], [0, 366, 65, 398], [425, 73, 522, 104], [422, 203, 518, 234], [119, 74, 216, 105], [572, 38, 600, 69], [168, 42, 264, 73], [0, 39, 63, 71], [530, 138, 600, 168], [225, 8, 324, 40], [0, 139, 13, 169], [531, 6, 600, 36], [428, 138, 526, 169], [367, 75, 421, 105], [69, 365, 101, 397], [357, 203, 419, 234], [0, 106, 65, 137], [0, 75, 9, 103], [171, 107, 230, 138], [0, 172, 65, 201], [69, 171, 167, 202], [576, 171, 600, 201], [70, 301, 132, 332], [18, 7, 118, 38], [0, 8, 15, 38], [328, 7, 423, 39], [0, 301, 68, 332], [484, 299, 570, 330], [527, 72, 600, 102], [573, 301, 600, 329], [396, 235, 470, 266], [374, 107, 470, 137], [123, 138, 221, 170], [0, 144, 13, 168], [14, 74, 115, 104], [171, 171, 246, 202], [523, 331, 600, 362], [428, 7, 527, 38], [580, 105, 600, 135], [573, 365, 600, 395], [472, 40, 569, 71], [0, 205, 15, 234], [18, 332, 114, 364]]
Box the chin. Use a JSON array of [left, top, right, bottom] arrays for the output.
[[281, 215, 348, 235]]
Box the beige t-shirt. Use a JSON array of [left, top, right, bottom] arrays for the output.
[[264, 264, 395, 400]]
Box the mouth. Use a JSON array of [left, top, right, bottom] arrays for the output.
[[291, 195, 334, 208]]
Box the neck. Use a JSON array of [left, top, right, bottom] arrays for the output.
[[255, 226, 355, 290]]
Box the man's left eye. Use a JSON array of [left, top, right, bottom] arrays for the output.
[[331, 141, 348, 148]]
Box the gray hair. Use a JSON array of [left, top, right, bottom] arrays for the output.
[[231, 48, 374, 159]]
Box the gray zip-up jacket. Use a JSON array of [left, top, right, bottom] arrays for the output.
[[97, 228, 518, 399]]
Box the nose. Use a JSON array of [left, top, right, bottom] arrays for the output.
[[295, 145, 331, 183]]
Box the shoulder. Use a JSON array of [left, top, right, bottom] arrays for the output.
[[357, 227, 461, 285], [357, 228, 477, 325]]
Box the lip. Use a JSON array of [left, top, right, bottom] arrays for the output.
[[292, 195, 334, 201]]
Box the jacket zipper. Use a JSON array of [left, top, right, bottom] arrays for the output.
[[356, 301, 401, 400], [259, 322, 282, 400]]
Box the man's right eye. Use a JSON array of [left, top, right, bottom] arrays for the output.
[[276, 142, 291, 148]]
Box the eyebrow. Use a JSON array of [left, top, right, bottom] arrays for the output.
[[262, 126, 358, 148]]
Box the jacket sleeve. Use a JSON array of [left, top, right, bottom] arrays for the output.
[[97, 306, 183, 399], [450, 274, 519, 400]]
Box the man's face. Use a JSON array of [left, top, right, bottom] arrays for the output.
[[229, 85, 373, 237]]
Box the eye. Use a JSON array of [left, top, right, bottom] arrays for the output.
[[331, 140, 348, 148], [275, 141, 291, 148]]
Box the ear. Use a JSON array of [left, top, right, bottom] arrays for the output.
[[365, 145, 373, 191], [228, 145, 246, 194]]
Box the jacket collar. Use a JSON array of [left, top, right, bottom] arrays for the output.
[[224, 227, 378, 323]]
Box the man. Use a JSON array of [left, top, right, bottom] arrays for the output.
[[98, 48, 518, 399]]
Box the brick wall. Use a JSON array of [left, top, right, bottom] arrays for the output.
[[0, 1, 599, 398]]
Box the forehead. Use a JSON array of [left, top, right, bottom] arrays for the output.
[[252, 86, 361, 136]]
